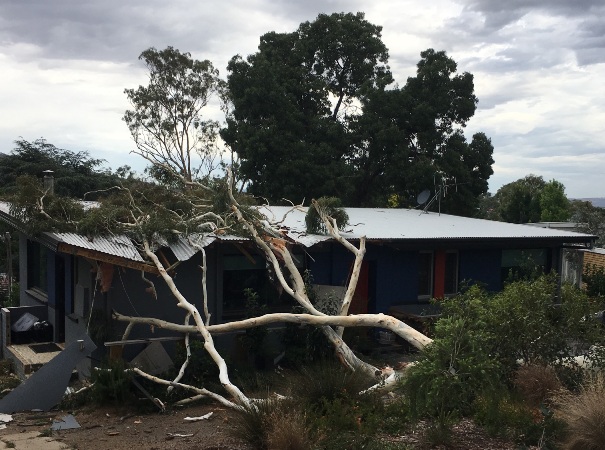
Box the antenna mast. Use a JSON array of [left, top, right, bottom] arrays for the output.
[[421, 172, 458, 215]]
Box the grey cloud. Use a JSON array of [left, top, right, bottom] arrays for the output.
[[439, 0, 605, 70], [457, 0, 603, 21]]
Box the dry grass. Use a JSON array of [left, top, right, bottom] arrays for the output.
[[554, 373, 605, 450], [266, 409, 313, 450], [513, 364, 562, 407]]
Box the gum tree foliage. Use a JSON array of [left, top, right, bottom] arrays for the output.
[[539, 180, 571, 222], [349, 52, 494, 213], [223, 14, 494, 215], [223, 12, 391, 203], [123, 47, 226, 184]]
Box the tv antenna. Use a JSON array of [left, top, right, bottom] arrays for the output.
[[421, 172, 458, 215]]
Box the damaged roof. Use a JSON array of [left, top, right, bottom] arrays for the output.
[[0, 201, 596, 265]]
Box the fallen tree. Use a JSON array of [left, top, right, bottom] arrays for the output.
[[106, 170, 433, 406], [6, 167, 435, 408]]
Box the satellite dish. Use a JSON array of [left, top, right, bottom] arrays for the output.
[[417, 189, 431, 205]]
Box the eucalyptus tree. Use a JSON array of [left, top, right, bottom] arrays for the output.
[[348, 50, 494, 213], [7, 169, 431, 408], [124, 47, 226, 185], [0, 138, 120, 198]]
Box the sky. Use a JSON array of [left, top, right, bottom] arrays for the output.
[[0, 0, 604, 198]]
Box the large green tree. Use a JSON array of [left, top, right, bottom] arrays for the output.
[[223, 14, 493, 214], [124, 47, 226, 184], [540, 180, 571, 222], [222, 12, 391, 203], [571, 200, 605, 246], [487, 175, 571, 224], [349, 49, 494, 213], [492, 175, 546, 223]]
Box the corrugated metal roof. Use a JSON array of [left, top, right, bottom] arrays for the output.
[[153, 234, 217, 261], [1, 201, 596, 260], [46, 232, 146, 261], [266, 206, 596, 247]]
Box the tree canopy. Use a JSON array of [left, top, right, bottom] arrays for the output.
[[222, 13, 493, 215], [0, 139, 124, 199], [571, 199, 605, 246], [485, 175, 571, 224], [124, 47, 226, 184]]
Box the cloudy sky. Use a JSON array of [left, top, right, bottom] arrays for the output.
[[1, 0, 603, 198]]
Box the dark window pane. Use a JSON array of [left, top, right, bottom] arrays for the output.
[[418, 252, 433, 297], [28, 241, 48, 293], [444, 252, 458, 295]]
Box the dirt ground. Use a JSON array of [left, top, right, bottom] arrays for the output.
[[1, 403, 250, 450], [0, 402, 539, 450]]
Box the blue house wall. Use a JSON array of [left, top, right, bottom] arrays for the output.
[[459, 249, 502, 292], [308, 242, 509, 313]]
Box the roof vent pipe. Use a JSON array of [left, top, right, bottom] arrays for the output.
[[43, 170, 54, 195]]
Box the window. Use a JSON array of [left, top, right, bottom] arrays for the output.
[[501, 249, 546, 282], [418, 252, 433, 298], [417, 250, 459, 299], [444, 251, 458, 295], [222, 255, 293, 317], [27, 240, 48, 294]]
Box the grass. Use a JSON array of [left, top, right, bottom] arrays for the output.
[[513, 364, 562, 408], [554, 373, 605, 450]]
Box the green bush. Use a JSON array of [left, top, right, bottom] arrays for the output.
[[583, 264, 605, 299], [403, 275, 605, 432], [403, 285, 502, 422], [172, 339, 219, 390], [90, 359, 136, 405]]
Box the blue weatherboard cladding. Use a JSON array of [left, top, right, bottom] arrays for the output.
[[459, 248, 502, 292], [307, 243, 506, 313]]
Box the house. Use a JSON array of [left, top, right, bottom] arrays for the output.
[[0, 201, 596, 375]]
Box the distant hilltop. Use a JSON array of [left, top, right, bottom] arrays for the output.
[[577, 198, 605, 208]]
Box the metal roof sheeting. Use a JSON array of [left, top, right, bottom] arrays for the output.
[[0, 201, 595, 262], [46, 233, 146, 261], [265, 206, 596, 247]]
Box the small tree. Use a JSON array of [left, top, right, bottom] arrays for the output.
[[123, 47, 226, 184]]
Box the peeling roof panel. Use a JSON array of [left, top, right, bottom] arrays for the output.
[[46, 233, 145, 261], [154, 234, 218, 262]]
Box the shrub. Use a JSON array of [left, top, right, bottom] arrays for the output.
[[554, 373, 605, 450], [583, 264, 605, 299], [403, 275, 605, 430], [403, 285, 502, 422], [90, 359, 136, 405]]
